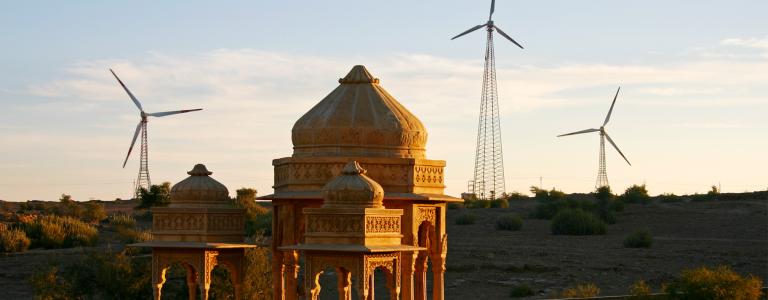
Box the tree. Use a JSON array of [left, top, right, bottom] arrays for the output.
[[135, 182, 171, 210], [622, 184, 650, 204]]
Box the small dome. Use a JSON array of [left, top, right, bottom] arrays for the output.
[[322, 161, 384, 209], [292, 65, 427, 158], [170, 164, 230, 207]]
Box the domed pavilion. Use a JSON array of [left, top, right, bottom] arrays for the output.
[[263, 65, 462, 300], [132, 164, 256, 300]]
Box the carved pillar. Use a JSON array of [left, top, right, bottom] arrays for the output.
[[400, 251, 417, 300], [308, 269, 322, 300], [336, 268, 352, 300], [199, 251, 218, 300], [413, 253, 428, 300], [355, 270, 370, 300], [273, 249, 285, 300], [152, 255, 168, 300], [430, 234, 448, 300], [184, 264, 198, 300], [367, 272, 375, 300], [284, 250, 301, 300]]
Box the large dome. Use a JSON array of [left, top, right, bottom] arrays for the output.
[[291, 65, 427, 158]]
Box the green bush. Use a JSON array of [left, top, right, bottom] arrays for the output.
[[622, 184, 651, 204], [0, 227, 31, 253], [665, 265, 762, 300], [23, 215, 98, 248], [658, 193, 684, 203], [561, 283, 600, 298], [447, 202, 463, 210], [594, 186, 618, 224], [82, 202, 107, 224], [531, 187, 595, 220], [135, 182, 171, 209], [489, 198, 509, 208], [495, 215, 522, 231], [454, 213, 477, 225], [464, 199, 491, 209], [551, 209, 606, 235], [624, 229, 653, 248], [510, 283, 535, 297]]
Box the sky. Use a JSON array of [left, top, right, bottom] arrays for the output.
[[0, 0, 766, 202]]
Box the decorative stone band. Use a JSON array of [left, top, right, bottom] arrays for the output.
[[151, 208, 245, 243], [273, 156, 446, 194], [304, 212, 402, 235], [291, 128, 427, 159]]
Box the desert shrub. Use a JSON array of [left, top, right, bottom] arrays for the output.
[[464, 199, 491, 209], [495, 215, 522, 231], [629, 279, 652, 298], [108, 213, 137, 228], [135, 182, 171, 210], [624, 229, 653, 248], [561, 283, 600, 298], [116, 226, 152, 244], [0, 227, 31, 252], [23, 215, 98, 248], [505, 192, 530, 201], [658, 193, 684, 203], [30, 250, 153, 299], [489, 198, 509, 208], [447, 202, 463, 210], [531, 187, 595, 220], [665, 265, 762, 300], [82, 201, 107, 223], [454, 213, 477, 225], [510, 283, 535, 298], [551, 209, 606, 235], [622, 184, 651, 204]]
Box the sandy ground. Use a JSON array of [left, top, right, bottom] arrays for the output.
[[0, 199, 765, 299], [443, 199, 767, 299]]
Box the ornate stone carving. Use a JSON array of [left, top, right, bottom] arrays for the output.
[[365, 216, 400, 233], [305, 215, 363, 233], [208, 214, 244, 231], [416, 207, 436, 225], [154, 213, 204, 231]]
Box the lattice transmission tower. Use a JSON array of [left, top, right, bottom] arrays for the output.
[[134, 120, 151, 197], [596, 131, 609, 189], [452, 0, 524, 200]]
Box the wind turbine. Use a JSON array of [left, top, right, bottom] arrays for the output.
[[558, 87, 631, 189], [452, 0, 523, 200], [110, 69, 202, 196]]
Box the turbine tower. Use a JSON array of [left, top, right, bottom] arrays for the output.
[[110, 69, 203, 197], [452, 0, 523, 200], [558, 87, 631, 189]]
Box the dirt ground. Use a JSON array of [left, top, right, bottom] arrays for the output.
[[443, 199, 767, 299], [0, 199, 765, 299]]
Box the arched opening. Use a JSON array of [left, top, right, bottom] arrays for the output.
[[316, 266, 341, 300], [372, 266, 393, 299], [157, 262, 197, 299], [416, 221, 436, 300], [208, 264, 236, 299]]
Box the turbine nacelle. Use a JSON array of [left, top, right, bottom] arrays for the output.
[[450, 0, 524, 49]]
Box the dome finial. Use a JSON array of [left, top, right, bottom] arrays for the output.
[[342, 161, 366, 175], [188, 164, 213, 176], [339, 65, 380, 84]]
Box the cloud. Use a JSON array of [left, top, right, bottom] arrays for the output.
[[5, 37, 768, 201]]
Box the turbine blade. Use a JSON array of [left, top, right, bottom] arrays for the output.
[[123, 121, 142, 168], [493, 26, 524, 49], [604, 131, 631, 166], [109, 69, 144, 112], [451, 24, 485, 40], [603, 86, 621, 126], [489, 0, 495, 20], [147, 108, 203, 117], [557, 128, 600, 137]]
